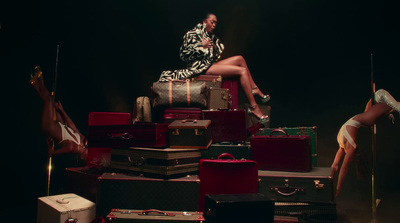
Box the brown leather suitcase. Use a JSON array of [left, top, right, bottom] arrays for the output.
[[111, 147, 201, 178], [87, 123, 169, 148], [250, 129, 312, 172], [107, 209, 205, 222], [169, 119, 212, 149], [199, 153, 259, 211], [206, 87, 229, 110], [201, 109, 247, 143]]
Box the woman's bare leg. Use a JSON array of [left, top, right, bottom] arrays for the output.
[[31, 69, 62, 142], [214, 55, 267, 98], [206, 63, 265, 118]]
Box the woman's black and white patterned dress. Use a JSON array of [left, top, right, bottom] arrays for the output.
[[158, 23, 224, 82]]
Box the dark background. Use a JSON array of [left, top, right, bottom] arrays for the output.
[[1, 0, 400, 221]]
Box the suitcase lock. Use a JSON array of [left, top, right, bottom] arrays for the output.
[[314, 180, 325, 189]]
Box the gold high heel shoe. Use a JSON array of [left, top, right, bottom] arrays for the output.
[[30, 66, 43, 85], [246, 104, 269, 125], [252, 87, 270, 103]]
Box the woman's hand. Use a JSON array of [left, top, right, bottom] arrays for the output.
[[202, 38, 213, 48]]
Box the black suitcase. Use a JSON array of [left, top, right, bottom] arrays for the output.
[[200, 142, 251, 160], [204, 193, 274, 223], [274, 202, 337, 222], [96, 173, 200, 218], [258, 167, 334, 204], [111, 147, 201, 178]]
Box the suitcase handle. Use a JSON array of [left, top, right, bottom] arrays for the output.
[[107, 132, 133, 140], [217, 153, 235, 160], [270, 186, 305, 196], [139, 209, 175, 217], [269, 129, 290, 137], [181, 119, 198, 123]]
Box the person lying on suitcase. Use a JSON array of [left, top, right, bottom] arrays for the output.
[[330, 89, 400, 196], [158, 13, 270, 124], [30, 66, 87, 161]]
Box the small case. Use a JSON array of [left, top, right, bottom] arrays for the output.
[[168, 119, 212, 149]]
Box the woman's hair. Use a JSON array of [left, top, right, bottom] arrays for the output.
[[204, 13, 216, 21], [354, 149, 369, 179]]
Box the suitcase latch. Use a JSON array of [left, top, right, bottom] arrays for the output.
[[314, 180, 324, 189], [195, 129, 203, 135], [172, 129, 180, 135]]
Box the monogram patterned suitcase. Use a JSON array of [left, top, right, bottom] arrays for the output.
[[191, 74, 222, 88], [169, 119, 212, 149], [107, 209, 205, 222], [97, 173, 200, 218], [206, 87, 229, 110]]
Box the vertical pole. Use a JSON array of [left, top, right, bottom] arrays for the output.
[[371, 53, 377, 223], [47, 45, 60, 196]]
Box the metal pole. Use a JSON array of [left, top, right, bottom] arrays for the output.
[[371, 53, 377, 223], [47, 45, 60, 196]]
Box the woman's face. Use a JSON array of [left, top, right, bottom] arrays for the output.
[[204, 14, 217, 34]]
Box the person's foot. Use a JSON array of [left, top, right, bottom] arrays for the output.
[[251, 87, 270, 103], [247, 104, 269, 124]]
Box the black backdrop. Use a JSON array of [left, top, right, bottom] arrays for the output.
[[1, 0, 400, 221]]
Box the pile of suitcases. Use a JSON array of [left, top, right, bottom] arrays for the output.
[[61, 75, 337, 222]]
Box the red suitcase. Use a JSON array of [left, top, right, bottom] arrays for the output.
[[250, 129, 312, 172], [201, 109, 247, 142], [162, 107, 202, 124], [86, 112, 132, 168], [199, 153, 259, 211], [222, 78, 239, 109], [87, 123, 169, 148]]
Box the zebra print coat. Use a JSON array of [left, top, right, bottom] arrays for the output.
[[158, 23, 224, 82]]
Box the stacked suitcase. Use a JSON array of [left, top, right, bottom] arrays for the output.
[[63, 75, 337, 222]]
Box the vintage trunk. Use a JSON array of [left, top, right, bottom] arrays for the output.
[[257, 126, 318, 166], [204, 193, 274, 223], [97, 173, 200, 218], [168, 119, 212, 149], [37, 193, 96, 223], [111, 147, 201, 178], [162, 107, 202, 124], [250, 129, 312, 172], [199, 153, 258, 211], [258, 167, 335, 204], [201, 142, 251, 160], [87, 123, 169, 148], [274, 202, 337, 222], [107, 209, 205, 222], [206, 87, 229, 110], [201, 109, 247, 143]]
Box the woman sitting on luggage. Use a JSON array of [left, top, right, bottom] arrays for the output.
[[330, 89, 400, 196], [158, 13, 270, 124], [30, 66, 87, 161]]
